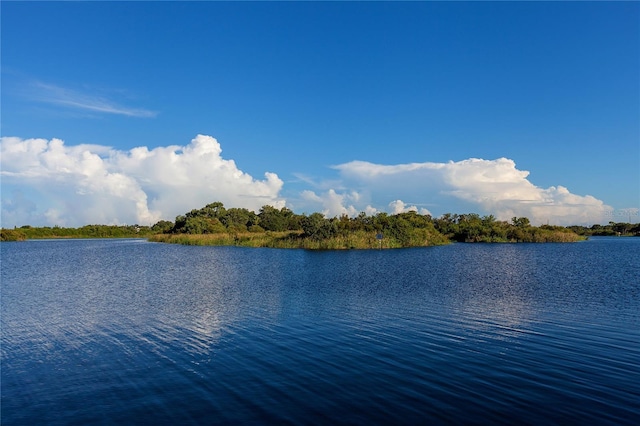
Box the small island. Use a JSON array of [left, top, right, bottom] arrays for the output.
[[5, 201, 637, 248], [146, 202, 587, 248]]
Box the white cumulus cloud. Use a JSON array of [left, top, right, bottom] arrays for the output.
[[388, 200, 431, 216], [1, 135, 616, 228], [300, 189, 369, 217], [1, 135, 284, 227], [330, 157, 611, 225]]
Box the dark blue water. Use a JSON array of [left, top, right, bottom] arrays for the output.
[[2, 238, 639, 425]]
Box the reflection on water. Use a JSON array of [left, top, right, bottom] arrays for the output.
[[448, 244, 538, 340], [1, 238, 639, 424]]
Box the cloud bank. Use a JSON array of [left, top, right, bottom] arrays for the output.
[[305, 158, 610, 225], [1, 135, 613, 227], [1, 135, 284, 227]]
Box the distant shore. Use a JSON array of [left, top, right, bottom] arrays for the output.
[[147, 229, 585, 249], [3, 200, 637, 247]]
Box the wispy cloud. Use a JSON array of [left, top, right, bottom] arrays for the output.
[[30, 82, 157, 118]]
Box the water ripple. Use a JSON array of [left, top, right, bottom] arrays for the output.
[[1, 238, 639, 424]]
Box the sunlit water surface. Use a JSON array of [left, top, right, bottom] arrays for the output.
[[2, 238, 639, 424]]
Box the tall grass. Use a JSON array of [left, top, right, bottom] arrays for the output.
[[0, 229, 27, 242], [527, 229, 586, 243], [148, 230, 451, 249], [149, 232, 288, 247]]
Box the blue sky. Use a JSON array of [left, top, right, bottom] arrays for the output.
[[1, 1, 638, 227]]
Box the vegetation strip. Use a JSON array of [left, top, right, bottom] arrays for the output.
[[3, 201, 638, 246], [5, 201, 636, 247]]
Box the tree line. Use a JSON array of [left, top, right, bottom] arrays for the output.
[[567, 222, 640, 237], [151, 201, 447, 247], [149, 201, 592, 247], [1, 224, 153, 242], [4, 201, 637, 246]]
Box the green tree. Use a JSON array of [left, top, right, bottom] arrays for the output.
[[512, 217, 531, 228], [200, 202, 226, 219], [221, 207, 255, 232], [152, 220, 174, 233], [388, 216, 412, 246], [301, 213, 337, 239], [434, 213, 459, 237], [173, 215, 187, 233], [184, 217, 226, 234], [258, 205, 293, 231]]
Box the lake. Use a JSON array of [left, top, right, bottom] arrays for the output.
[[1, 238, 639, 424]]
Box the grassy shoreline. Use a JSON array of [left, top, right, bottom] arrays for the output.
[[148, 230, 450, 249], [3, 229, 586, 247], [148, 229, 585, 249]]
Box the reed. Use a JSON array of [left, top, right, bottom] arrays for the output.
[[0, 229, 27, 242], [148, 231, 302, 247], [147, 226, 583, 249], [148, 230, 450, 249], [527, 230, 586, 243]]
